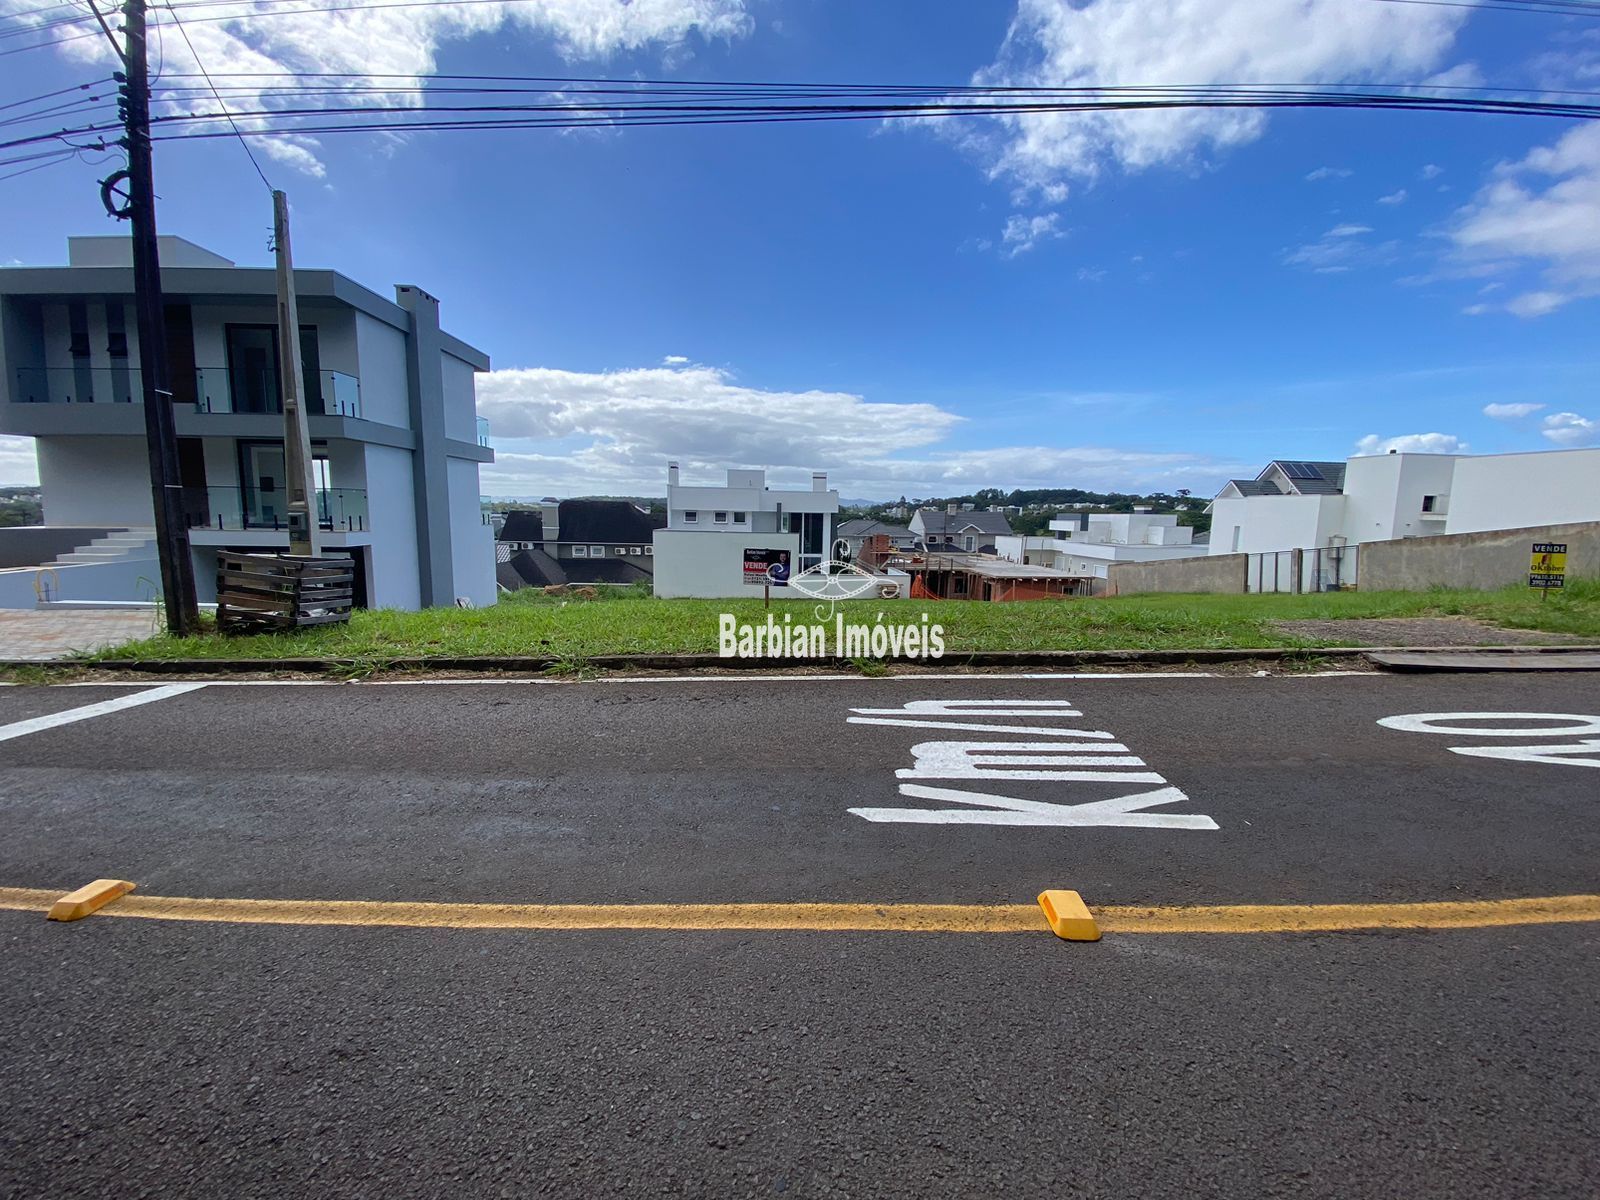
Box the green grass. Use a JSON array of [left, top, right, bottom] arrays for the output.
[[82, 577, 1600, 663]]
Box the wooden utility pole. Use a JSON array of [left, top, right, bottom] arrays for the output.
[[115, 0, 201, 633], [272, 190, 321, 557]]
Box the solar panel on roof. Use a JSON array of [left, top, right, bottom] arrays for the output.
[[1280, 462, 1321, 479]]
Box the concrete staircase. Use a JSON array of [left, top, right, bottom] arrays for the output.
[[49, 528, 158, 566]]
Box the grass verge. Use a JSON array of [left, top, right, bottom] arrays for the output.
[[79, 577, 1600, 663]]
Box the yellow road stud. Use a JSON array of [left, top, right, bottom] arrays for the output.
[[47, 879, 136, 922], [1038, 889, 1101, 942]]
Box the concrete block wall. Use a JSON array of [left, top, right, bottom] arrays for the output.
[[1106, 553, 1248, 596], [1357, 521, 1600, 591]]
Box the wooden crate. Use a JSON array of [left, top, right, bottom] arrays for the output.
[[216, 552, 354, 633]]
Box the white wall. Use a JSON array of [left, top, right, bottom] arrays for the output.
[[0, 555, 161, 609], [362, 443, 421, 609], [652, 529, 801, 598], [447, 456, 496, 606], [37, 437, 154, 526], [354, 312, 412, 429], [1445, 448, 1600, 534], [1208, 494, 1343, 555], [441, 353, 479, 443], [1339, 453, 1458, 542]]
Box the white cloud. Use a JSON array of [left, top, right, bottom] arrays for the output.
[[1283, 224, 1395, 273], [1076, 266, 1107, 283], [1541, 411, 1600, 447], [1306, 166, 1352, 181], [661, 355, 690, 365], [475, 362, 1240, 496], [1421, 164, 1444, 180], [1377, 189, 1407, 205], [8, 0, 753, 175], [1000, 213, 1065, 257], [1446, 123, 1600, 317], [949, 0, 1466, 200], [1353, 432, 1467, 456], [0, 435, 39, 485], [1482, 402, 1545, 420]]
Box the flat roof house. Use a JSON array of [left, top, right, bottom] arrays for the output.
[[653, 462, 839, 598], [0, 235, 496, 609]]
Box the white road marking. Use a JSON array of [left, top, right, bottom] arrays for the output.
[[895, 741, 1161, 782], [1450, 741, 1600, 768], [35, 670, 1399, 690], [0, 683, 208, 744], [1377, 712, 1600, 737], [849, 699, 1217, 829], [851, 784, 1219, 829], [1378, 710, 1600, 771]]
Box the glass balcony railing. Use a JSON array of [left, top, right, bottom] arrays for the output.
[[13, 365, 140, 404], [194, 366, 361, 417], [476, 415, 491, 447], [183, 485, 369, 533]]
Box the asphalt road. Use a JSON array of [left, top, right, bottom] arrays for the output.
[[2, 671, 1597, 1198]]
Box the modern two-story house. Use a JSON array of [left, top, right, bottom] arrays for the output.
[[0, 235, 496, 609], [652, 462, 840, 597]]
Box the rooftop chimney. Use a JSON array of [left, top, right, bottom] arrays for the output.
[[946, 502, 958, 515], [667, 461, 680, 486], [811, 471, 827, 493]]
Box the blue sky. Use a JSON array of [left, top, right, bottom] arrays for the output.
[[2, 0, 1599, 498]]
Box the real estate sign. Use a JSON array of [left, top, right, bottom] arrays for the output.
[[743, 548, 791, 586], [1529, 542, 1567, 591]]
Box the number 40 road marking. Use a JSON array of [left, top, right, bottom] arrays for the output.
[[1376, 711, 1600, 768]]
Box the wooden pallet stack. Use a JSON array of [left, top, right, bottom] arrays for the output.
[[216, 552, 354, 633]]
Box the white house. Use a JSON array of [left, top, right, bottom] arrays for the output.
[[0, 235, 497, 609], [652, 462, 839, 598], [1207, 449, 1598, 559], [1004, 508, 1208, 583]]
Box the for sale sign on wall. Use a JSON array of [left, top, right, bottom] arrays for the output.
[[742, 548, 791, 586]]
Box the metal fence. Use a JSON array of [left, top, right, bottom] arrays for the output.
[[1246, 545, 1358, 594]]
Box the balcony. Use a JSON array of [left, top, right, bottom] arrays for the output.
[[476, 415, 490, 447], [13, 366, 361, 417], [183, 485, 369, 533], [12, 365, 138, 405], [195, 366, 361, 417]]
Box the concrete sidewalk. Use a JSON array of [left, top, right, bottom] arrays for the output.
[[0, 610, 160, 661]]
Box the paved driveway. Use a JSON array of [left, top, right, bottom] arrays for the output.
[[0, 608, 158, 660]]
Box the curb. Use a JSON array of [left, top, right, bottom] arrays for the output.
[[5, 644, 1599, 677]]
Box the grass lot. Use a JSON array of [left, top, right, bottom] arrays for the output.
[[83, 577, 1600, 663]]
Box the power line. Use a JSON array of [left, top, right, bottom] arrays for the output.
[[159, 0, 273, 188], [5, 79, 1600, 157]]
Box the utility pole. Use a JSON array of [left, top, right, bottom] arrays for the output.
[[272, 190, 321, 557], [108, 0, 200, 634]]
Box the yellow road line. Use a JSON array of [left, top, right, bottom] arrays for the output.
[[3, 887, 1599, 935]]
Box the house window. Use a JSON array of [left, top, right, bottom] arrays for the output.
[[733, 511, 747, 523], [683, 511, 698, 523], [964, 535, 976, 552], [1422, 495, 1437, 512], [590, 545, 605, 556], [572, 545, 588, 557], [714, 511, 728, 523]]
